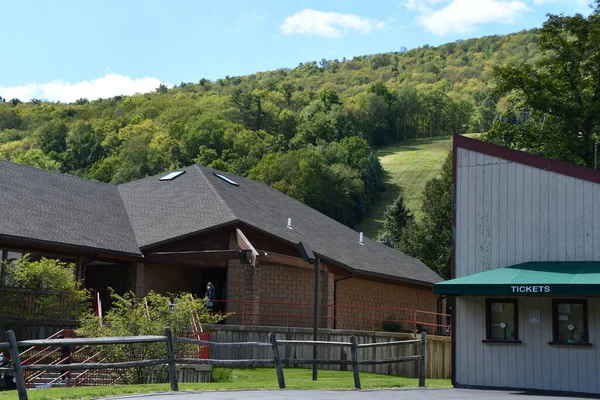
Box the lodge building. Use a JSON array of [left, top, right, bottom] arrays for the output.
[[0, 160, 443, 336], [435, 136, 600, 395]]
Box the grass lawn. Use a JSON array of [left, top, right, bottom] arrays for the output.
[[0, 368, 451, 400], [357, 134, 479, 239]]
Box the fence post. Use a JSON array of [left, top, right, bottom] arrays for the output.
[[164, 327, 179, 392], [350, 336, 361, 389], [269, 332, 285, 389], [419, 331, 427, 388], [7, 330, 28, 400]]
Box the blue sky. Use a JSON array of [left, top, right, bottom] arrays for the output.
[[0, 0, 591, 102]]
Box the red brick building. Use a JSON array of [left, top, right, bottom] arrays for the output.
[[0, 161, 443, 331]]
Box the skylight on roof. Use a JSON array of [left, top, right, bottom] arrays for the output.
[[159, 170, 185, 181], [213, 173, 239, 186]]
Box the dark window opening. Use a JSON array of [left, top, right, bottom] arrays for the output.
[[551, 299, 589, 345], [485, 299, 519, 341]]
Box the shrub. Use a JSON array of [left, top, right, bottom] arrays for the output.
[[77, 290, 228, 384], [1, 255, 89, 338], [381, 315, 403, 332]]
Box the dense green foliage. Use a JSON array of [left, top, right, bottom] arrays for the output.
[[77, 290, 225, 384], [0, 256, 89, 337], [0, 29, 540, 227], [487, 0, 600, 167]]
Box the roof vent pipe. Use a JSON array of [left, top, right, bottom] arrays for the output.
[[287, 217, 292, 229], [359, 232, 364, 245]]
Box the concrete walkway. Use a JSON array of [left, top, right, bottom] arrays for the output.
[[101, 388, 590, 400]]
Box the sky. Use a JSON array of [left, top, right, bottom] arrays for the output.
[[0, 0, 592, 103]]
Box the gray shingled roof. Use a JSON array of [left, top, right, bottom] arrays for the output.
[[119, 166, 442, 285], [0, 160, 140, 255], [0, 161, 442, 285]]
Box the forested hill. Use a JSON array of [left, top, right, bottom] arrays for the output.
[[0, 29, 538, 228]]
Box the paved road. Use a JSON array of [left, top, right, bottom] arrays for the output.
[[101, 388, 590, 400]]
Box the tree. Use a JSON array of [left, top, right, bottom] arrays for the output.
[[65, 121, 104, 172], [13, 148, 61, 171], [0, 108, 22, 130], [37, 120, 68, 154], [378, 195, 414, 248], [279, 81, 296, 107], [193, 145, 219, 166], [156, 84, 168, 94], [1, 255, 89, 338], [248, 148, 326, 208], [77, 290, 226, 384], [398, 153, 452, 278], [182, 116, 227, 163], [491, 1, 600, 167]]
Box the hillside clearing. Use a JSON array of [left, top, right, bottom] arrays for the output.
[[358, 135, 478, 239]]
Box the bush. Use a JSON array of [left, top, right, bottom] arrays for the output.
[[1, 255, 89, 338], [77, 290, 228, 384], [381, 315, 403, 333]]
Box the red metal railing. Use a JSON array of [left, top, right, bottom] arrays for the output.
[[211, 299, 451, 335], [20, 329, 211, 388]]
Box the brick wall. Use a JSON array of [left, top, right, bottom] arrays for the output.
[[224, 244, 331, 327], [335, 278, 438, 331], [254, 263, 331, 328], [224, 258, 439, 331]]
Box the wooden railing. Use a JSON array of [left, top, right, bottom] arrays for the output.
[[0, 329, 427, 400]]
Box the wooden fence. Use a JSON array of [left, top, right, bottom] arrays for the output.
[[204, 324, 451, 379], [0, 328, 428, 400]]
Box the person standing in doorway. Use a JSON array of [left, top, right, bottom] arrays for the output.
[[205, 282, 215, 308]]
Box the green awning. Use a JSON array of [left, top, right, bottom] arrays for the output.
[[434, 262, 600, 295]]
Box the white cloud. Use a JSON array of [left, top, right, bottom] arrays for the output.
[[0, 74, 165, 103], [403, 0, 447, 13], [402, 0, 530, 36], [281, 9, 385, 38]]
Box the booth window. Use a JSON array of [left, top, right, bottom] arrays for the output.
[[484, 299, 519, 342], [551, 299, 589, 346]]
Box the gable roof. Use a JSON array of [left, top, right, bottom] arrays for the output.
[[453, 135, 600, 184], [120, 165, 442, 285], [1, 161, 442, 286], [0, 160, 140, 256]]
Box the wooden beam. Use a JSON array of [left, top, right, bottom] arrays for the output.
[[236, 228, 259, 267], [144, 250, 247, 266], [297, 241, 315, 262], [257, 250, 317, 270]]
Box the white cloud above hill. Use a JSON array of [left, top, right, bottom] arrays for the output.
[[402, 0, 530, 35], [0, 74, 165, 103], [281, 9, 385, 38]]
